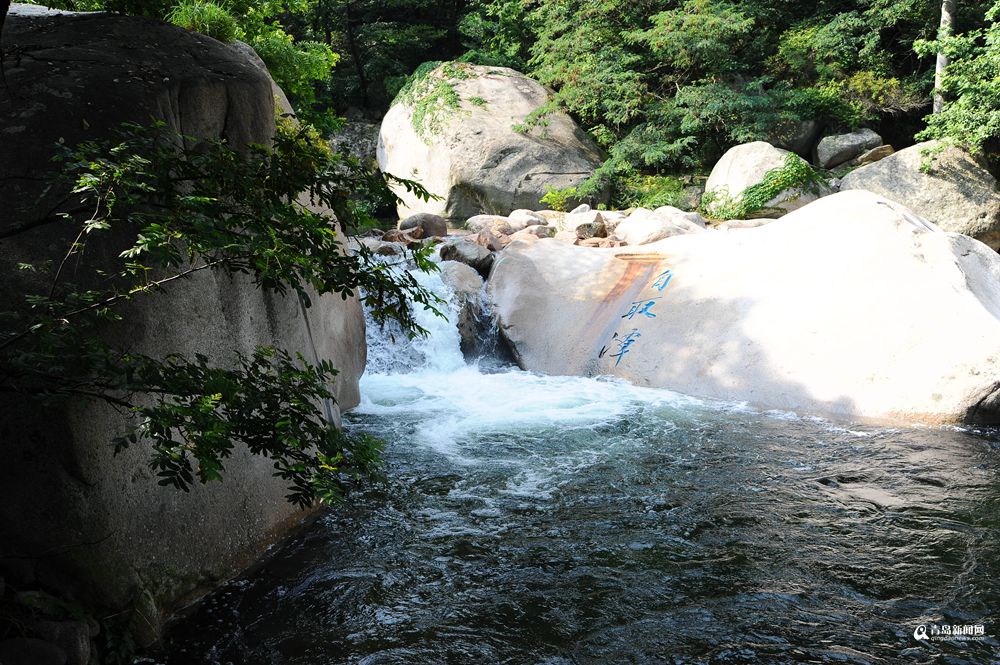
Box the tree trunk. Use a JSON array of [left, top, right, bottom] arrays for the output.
[[934, 0, 957, 114]]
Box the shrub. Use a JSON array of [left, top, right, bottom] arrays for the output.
[[702, 153, 826, 220], [539, 185, 577, 212], [166, 0, 239, 43]]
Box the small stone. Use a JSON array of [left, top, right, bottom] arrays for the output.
[[569, 203, 591, 214], [507, 229, 541, 243], [852, 144, 895, 167], [508, 209, 547, 227], [574, 215, 608, 240], [381, 229, 418, 245], [404, 224, 427, 240], [523, 224, 555, 239], [578, 237, 619, 248], [465, 214, 514, 236]]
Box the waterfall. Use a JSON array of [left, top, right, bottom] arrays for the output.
[[363, 258, 468, 376]]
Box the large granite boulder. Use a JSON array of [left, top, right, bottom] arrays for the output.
[[841, 141, 1000, 250], [377, 62, 605, 222], [0, 6, 365, 640], [488, 190, 1000, 424], [704, 141, 829, 219]]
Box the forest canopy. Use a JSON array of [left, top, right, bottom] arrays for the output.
[[22, 1, 998, 185]]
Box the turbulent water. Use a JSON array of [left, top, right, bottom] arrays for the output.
[[154, 264, 1000, 665]]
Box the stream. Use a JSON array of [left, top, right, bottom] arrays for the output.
[[153, 262, 1000, 664]]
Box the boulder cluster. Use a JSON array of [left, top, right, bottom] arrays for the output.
[[704, 133, 999, 250]]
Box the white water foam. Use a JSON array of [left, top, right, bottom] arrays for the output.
[[354, 261, 699, 458]]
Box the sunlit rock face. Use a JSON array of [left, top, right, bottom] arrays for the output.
[[841, 141, 1000, 251], [489, 190, 1000, 425], [377, 62, 606, 222]]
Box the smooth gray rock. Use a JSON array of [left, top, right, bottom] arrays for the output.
[[466, 215, 514, 236], [815, 128, 882, 169], [439, 238, 495, 278], [399, 212, 447, 238], [509, 209, 548, 228], [439, 261, 487, 359], [378, 63, 606, 221], [841, 141, 1000, 249]]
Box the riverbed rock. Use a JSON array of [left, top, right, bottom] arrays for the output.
[[475, 228, 509, 251], [509, 209, 548, 228], [377, 62, 606, 221], [488, 190, 1000, 424], [439, 261, 487, 359], [840, 141, 1000, 250], [704, 142, 828, 219], [439, 238, 495, 278], [613, 207, 706, 245], [522, 224, 556, 239], [575, 215, 608, 240], [814, 128, 882, 169], [399, 212, 448, 238], [0, 6, 366, 642], [466, 214, 515, 236]]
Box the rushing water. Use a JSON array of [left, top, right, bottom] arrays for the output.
[[154, 263, 1000, 665]]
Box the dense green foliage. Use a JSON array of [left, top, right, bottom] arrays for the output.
[[916, 0, 1000, 153], [20, 0, 997, 186], [0, 120, 440, 506], [23, 0, 339, 128], [457, 0, 995, 202]]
